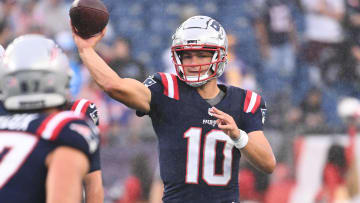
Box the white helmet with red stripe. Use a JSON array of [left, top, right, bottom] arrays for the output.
[[0, 34, 72, 111], [171, 16, 228, 87]]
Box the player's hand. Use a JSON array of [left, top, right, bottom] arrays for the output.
[[71, 22, 106, 51], [209, 107, 240, 139]]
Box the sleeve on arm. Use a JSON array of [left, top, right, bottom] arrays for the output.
[[89, 147, 101, 172], [136, 73, 164, 117], [240, 92, 267, 133], [56, 119, 100, 163]]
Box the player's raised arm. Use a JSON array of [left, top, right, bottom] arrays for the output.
[[71, 28, 151, 113]]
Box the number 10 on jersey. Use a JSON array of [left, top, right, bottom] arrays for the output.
[[184, 127, 234, 186]]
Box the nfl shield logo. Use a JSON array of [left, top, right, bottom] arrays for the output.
[[261, 108, 267, 124], [144, 75, 156, 87]]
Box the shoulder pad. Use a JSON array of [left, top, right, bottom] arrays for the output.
[[243, 90, 263, 114], [36, 111, 83, 141], [143, 72, 179, 100], [158, 72, 180, 100], [67, 121, 99, 154]]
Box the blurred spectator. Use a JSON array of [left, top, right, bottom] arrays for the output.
[[0, 0, 16, 46], [342, 0, 360, 96], [0, 43, 3, 56], [33, 0, 70, 36], [106, 36, 150, 145], [315, 144, 356, 203], [223, 33, 257, 90], [162, 3, 199, 74], [266, 91, 296, 130], [253, 0, 297, 101], [0, 43, 4, 115], [0, 19, 12, 46], [238, 163, 270, 202], [77, 73, 110, 143], [300, 88, 328, 133], [264, 163, 295, 203], [109, 37, 147, 82], [116, 153, 153, 203], [148, 166, 163, 203], [0, 0, 15, 19], [55, 31, 83, 97], [162, 46, 174, 74], [11, 0, 42, 35], [0, 0, 15, 40], [300, 0, 346, 86], [287, 87, 332, 134]]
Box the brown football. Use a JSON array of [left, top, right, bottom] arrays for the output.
[[69, 0, 109, 39]]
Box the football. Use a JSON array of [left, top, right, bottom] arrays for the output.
[[69, 0, 109, 39]]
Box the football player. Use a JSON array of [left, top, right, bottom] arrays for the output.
[[67, 98, 103, 203], [1, 40, 103, 203], [0, 35, 100, 203], [72, 15, 276, 203]]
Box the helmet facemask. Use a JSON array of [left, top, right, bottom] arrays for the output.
[[171, 44, 226, 87], [171, 16, 228, 87]]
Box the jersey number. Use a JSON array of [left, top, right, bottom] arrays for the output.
[[0, 132, 38, 188], [184, 127, 233, 186]]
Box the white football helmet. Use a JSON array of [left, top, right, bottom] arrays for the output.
[[171, 16, 228, 87], [0, 34, 72, 111]]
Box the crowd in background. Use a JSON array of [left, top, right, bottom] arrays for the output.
[[1, 0, 360, 202]]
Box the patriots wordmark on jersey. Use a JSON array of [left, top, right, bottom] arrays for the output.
[[0, 111, 100, 202], [137, 72, 266, 203]]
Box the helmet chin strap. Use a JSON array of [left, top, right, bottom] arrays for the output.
[[185, 67, 212, 81], [186, 80, 208, 87], [185, 51, 218, 83], [185, 68, 215, 87]]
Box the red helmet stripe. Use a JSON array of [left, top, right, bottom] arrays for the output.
[[73, 99, 91, 115], [71, 99, 91, 115]]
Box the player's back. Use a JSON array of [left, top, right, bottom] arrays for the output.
[[0, 111, 99, 203]]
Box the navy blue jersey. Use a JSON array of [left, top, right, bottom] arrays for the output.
[[69, 99, 101, 172], [0, 111, 100, 203], [138, 73, 267, 203]]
